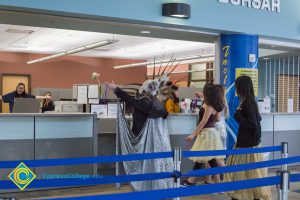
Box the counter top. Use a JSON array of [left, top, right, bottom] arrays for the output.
[[0, 113, 96, 117], [260, 112, 300, 115], [168, 113, 198, 116]]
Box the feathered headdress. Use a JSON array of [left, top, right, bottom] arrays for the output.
[[139, 56, 181, 96]]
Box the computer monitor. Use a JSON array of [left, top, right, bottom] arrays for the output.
[[12, 98, 40, 113]]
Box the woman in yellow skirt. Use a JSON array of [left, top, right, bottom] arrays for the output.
[[224, 76, 272, 200], [182, 83, 226, 186]]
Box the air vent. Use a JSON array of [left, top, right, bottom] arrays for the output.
[[5, 28, 34, 34]]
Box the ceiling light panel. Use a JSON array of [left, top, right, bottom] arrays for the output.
[[0, 32, 29, 49]]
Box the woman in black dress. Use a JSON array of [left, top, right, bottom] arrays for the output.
[[224, 76, 271, 200]]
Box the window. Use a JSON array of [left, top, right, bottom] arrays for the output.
[[189, 62, 214, 89]]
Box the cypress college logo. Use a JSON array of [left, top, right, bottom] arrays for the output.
[[218, 0, 280, 13], [8, 162, 36, 191]]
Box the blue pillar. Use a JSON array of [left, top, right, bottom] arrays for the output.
[[220, 34, 258, 150]]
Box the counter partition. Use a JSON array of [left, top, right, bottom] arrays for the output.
[[0, 113, 96, 190]]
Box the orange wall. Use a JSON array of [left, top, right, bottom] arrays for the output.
[[0, 52, 146, 89]]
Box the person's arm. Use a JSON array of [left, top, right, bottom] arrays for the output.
[[1, 93, 12, 103], [0, 95, 2, 101], [185, 105, 213, 142], [35, 95, 51, 100], [106, 82, 152, 114]]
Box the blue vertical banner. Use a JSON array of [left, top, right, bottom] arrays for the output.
[[220, 34, 258, 150]]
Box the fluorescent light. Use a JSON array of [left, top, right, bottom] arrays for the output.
[[113, 54, 214, 69], [27, 39, 118, 64], [140, 30, 151, 34]]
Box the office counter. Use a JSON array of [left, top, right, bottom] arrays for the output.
[[261, 112, 300, 161], [2, 111, 298, 191], [95, 113, 199, 175], [0, 113, 96, 187]]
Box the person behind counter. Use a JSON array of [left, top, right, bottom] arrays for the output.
[[0, 82, 52, 113], [42, 91, 55, 113], [164, 82, 180, 113]]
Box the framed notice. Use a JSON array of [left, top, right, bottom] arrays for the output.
[[91, 104, 108, 118], [88, 85, 99, 98], [107, 103, 118, 118], [235, 68, 258, 96]]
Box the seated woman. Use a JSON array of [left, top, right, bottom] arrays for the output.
[[0, 82, 51, 113], [164, 82, 180, 113], [42, 91, 55, 113]]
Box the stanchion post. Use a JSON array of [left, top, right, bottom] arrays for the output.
[[277, 171, 282, 200], [173, 147, 182, 200], [280, 171, 290, 200], [281, 142, 288, 171], [278, 142, 289, 200]]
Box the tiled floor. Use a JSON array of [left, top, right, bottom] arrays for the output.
[[1, 166, 299, 200]]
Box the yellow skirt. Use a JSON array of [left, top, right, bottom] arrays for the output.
[[224, 148, 272, 200], [189, 128, 225, 162]]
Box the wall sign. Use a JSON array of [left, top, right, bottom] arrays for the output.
[[218, 0, 280, 13]]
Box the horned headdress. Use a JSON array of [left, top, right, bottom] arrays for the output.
[[139, 56, 181, 96]]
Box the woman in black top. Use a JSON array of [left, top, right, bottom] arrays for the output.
[[224, 76, 271, 200], [42, 91, 55, 113], [0, 82, 51, 113]]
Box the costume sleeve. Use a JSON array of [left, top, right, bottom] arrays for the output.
[[114, 87, 152, 114]]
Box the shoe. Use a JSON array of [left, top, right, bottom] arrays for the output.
[[180, 180, 196, 187]]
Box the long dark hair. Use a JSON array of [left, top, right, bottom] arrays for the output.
[[235, 76, 256, 102], [14, 82, 27, 97], [215, 84, 229, 118], [42, 91, 52, 107], [203, 83, 224, 112]]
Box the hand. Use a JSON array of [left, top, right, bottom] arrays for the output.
[[185, 134, 196, 143], [105, 81, 117, 91], [195, 92, 203, 98], [45, 96, 52, 100]]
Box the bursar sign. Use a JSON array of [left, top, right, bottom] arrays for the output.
[[218, 0, 280, 13]]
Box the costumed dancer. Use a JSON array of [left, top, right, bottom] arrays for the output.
[[105, 61, 179, 191]]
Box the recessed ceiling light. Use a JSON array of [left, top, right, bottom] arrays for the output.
[[271, 45, 276, 48], [263, 57, 270, 60], [5, 28, 34, 34], [140, 30, 151, 34]]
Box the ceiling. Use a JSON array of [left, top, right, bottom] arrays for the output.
[[0, 23, 296, 63], [0, 23, 214, 61]]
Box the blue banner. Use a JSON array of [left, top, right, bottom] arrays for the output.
[[220, 34, 258, 150]]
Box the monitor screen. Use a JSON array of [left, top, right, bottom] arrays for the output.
[[12, 98, 40, 113]]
